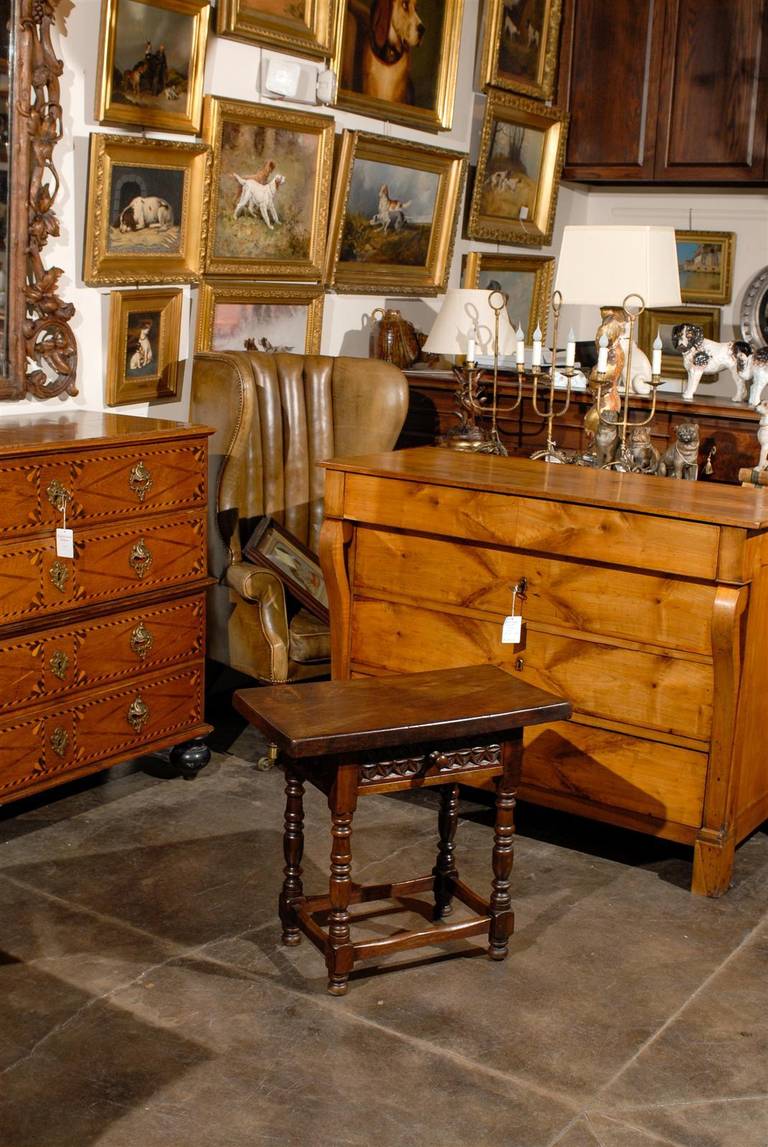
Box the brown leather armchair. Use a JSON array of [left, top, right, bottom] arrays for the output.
[[190, 351, 409, 685]]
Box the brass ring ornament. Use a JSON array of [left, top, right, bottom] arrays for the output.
[[622, 292, 646, 320], [49, 560, 69, 592], [50, 726, 69, 756], [128, 461, 153, 502], [129, 539, 153, 579], [127, 696, 150, 733], [49, 649, 69, 679], [129, 622, 154, 659], [740, 265, 768, 349], [46, 478, 72, 512]]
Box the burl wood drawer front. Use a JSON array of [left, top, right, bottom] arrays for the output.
[[342, 475, 722, 579], [0, 665, 204, 801], [350, 599, 713, 741], [0, 511, 206, 623], [0, 594, 205, 715], [353, 527, 718, 656]]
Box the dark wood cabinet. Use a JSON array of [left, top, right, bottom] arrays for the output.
[[560, 0, 768, 182]]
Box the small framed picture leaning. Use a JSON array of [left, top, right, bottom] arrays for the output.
[[106, 287, 184, 406], [243, 517, 329, 623], [195, 280, 324, 355]]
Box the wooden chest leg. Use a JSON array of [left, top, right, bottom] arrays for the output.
[[692, 828, 736, 897], [489, 737, 520, 960], [433, 783, 459, 919], [279, 765, 304, 945], [326, 764, 358, 995]]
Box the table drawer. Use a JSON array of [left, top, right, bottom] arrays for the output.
[[0, 664, 204, 801], [0, 510, 206, 624], [350, 599, 713, 742], [353, 527, 718, 656], [0, 594, 205, 714]]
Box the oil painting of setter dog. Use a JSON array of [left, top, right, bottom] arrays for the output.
[[339, 156, 438, 267]]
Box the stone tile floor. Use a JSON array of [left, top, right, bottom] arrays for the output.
[[1, 707, 768, 1146]]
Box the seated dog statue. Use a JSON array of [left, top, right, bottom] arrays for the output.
[[658, 421, 700, 480]]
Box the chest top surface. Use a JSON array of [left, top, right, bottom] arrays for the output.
[[0, 411, 213, 458]]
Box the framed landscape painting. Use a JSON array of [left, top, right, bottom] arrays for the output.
[[638, 305, 720, 380], [217, 0, 338, 59], [325, 130, 466, 295], [331, 0, 463, 131], [106, 287, 183, 405], [467, 90, 567, 247], [478, 0, 562, 101], [83, 134, 210, 285], [675, 230, 734, 305], [195, 281, 324, 354], [463, 251, 554, 341], [95, 0, 209, 133], [202, 98, 334, 282]]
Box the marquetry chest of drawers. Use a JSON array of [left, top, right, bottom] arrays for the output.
[[320, 446, 768, 896], [0, 412, 213, 804]]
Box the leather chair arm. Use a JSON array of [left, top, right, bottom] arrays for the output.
[[225, 561, 290, 649]]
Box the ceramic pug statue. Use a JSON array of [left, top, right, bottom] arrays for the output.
[[628, 425, 660, 474], [594, 410, 620, 468], [658, 421, 700, 479]]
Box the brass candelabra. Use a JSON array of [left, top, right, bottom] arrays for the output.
[[528, 291, 576, 463]]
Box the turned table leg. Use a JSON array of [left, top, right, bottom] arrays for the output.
[[433, 783, 459, 919], [326, 764, 358, 995], [279, 765, 305, 945], [489, 737, 520, 960]]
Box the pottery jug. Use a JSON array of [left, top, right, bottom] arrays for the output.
[[371, 308, 421, 369]]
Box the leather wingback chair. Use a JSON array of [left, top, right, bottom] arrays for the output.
[[190, 351, 409, 685]]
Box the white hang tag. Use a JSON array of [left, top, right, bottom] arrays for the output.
[[501, 614, 522, 645], [56, 528, 74, 558]]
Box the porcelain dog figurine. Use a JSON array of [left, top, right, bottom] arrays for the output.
[[671, 323, 752, 402]]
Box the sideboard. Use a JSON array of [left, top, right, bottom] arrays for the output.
[[0, 412, 213, 805], [319, 446, 768, 895]]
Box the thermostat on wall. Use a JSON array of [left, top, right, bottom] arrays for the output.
[[261, 53, 319, 103]]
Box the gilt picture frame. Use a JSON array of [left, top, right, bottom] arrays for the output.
[[638, 305, 721, 380], [331, 0, 464, 132], [243, 516, 329, 623], [202, 98, 334, 282], [105, 287, 184, 406], [467, 90, 567, 247], [94, 0, 210, 134], [478, 0, 562, 101], [325, 130, 466, 295], [463, 251, 554, 342], [675, 230, 735, 305], [216, 0, 338, 59], [83, 133, 210, 285], [195, 280, 324, 354]]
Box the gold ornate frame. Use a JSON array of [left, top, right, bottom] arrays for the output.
[[94, 0, 210, 135], [463, 251, 554, 342], [195, 280, 324, 354], [467, 91, 567, 248], [331, 0, 463, 132], [638, 305, 721, 380], [83, 133, 210, 285], [202, 97, 334, 282], [478, 0, 562, 101], [325, 130, 466, 296], [675, 230, 735, 306], [106, 287, 184, 406], [216, 0, 338, 59]]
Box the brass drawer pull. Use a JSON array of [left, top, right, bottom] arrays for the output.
[[129, 539, 153, 579], [49, 649, 69, 679], [514, 658, 525, 671], [46, 478, 72, 512], [129, 461, 153, 503], [129, 622, 154, 659], [49, 560, 69, 592], [127, 696, 150, 733], [50, 726, 69, 756]]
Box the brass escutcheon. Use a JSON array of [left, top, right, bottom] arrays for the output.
[[129, 461, 153, 503], [49, 649, 69, 679], [49, 560, 69, 592], [46, 478, 72, 512], [127, 696, 150, 733], [129, 539, 153, 579], [50, 726, 69, 756], [129, 622, 154, 659]]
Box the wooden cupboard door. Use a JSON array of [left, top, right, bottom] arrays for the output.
[[655, 0, 768, 181]]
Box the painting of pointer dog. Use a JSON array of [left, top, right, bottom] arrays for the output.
[[339, 158, 438, 266]]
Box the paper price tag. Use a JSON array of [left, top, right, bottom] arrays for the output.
[[501, 615, 522, 645], [55, 527, 74, 559]]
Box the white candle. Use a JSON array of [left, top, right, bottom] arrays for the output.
[[566, 328, 576, 367], [597, 333, 609, 374], [466, 336, 476, 363], [516, 324, 525, 366], [532, 324, 543, 367], [652, 331, 663, 376]]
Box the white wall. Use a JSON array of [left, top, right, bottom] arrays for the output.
[[1, 0, 764, 419]]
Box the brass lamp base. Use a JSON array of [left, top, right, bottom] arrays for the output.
[[438, 423, 508, 456]]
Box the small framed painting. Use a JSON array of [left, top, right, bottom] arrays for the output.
[[638, 305, 721, 380], [675, 230, 735, 305], [83, 133, 210, 285], [325, 130, 466, 295], [243, 516, 329, 622], [217, 0, 338, 59], [463, 251, 554, 342], [94, 0, 210, 134], [478, 0, 562, 101], [467, 90, 567, 248], [195, 280, 324, 354], [106, 287, 184, 405]]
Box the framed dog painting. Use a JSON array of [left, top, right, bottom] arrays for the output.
[[195, 281, 324, 354], [467, 90, 567, 247], [638, 305, 720, 381], [325, 130, 466, 295], [94, 0, 210, 134], [463, 251, 554, 342], [217, 0, 338, 59], [675, 230, 735, 305], [331, 0, 464, 131], [83, 134, 210, 285], [478, 0, 562, 101], [202, 98, 335, 282], [105, 287, 184, 406]]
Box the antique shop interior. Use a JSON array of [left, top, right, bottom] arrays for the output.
[[3, 1, 768, 1144]]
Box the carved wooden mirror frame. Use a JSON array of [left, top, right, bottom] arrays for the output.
[[1, 0, 77, 400]]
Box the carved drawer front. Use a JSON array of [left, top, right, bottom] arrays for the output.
[[353, 528, 718, 656], [0, 510, 206, 624], [349, 599, 714, 742], [0, 594, 205, 714], [0, 666, 204, 801]]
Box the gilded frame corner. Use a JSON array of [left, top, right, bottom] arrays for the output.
[[195, 279, 324, 354], [106, 286, 184, 406], [478, 0, 562, 101], [463, 251, 554, 342], [216, 0, 338, 59]]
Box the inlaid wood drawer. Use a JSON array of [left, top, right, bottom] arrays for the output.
[[0, 593, 205, 714], [0, 665, 205, 801]]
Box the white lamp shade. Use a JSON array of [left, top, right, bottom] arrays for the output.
[[423, 288, 517, 357], [554, 225, 682, 308]]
